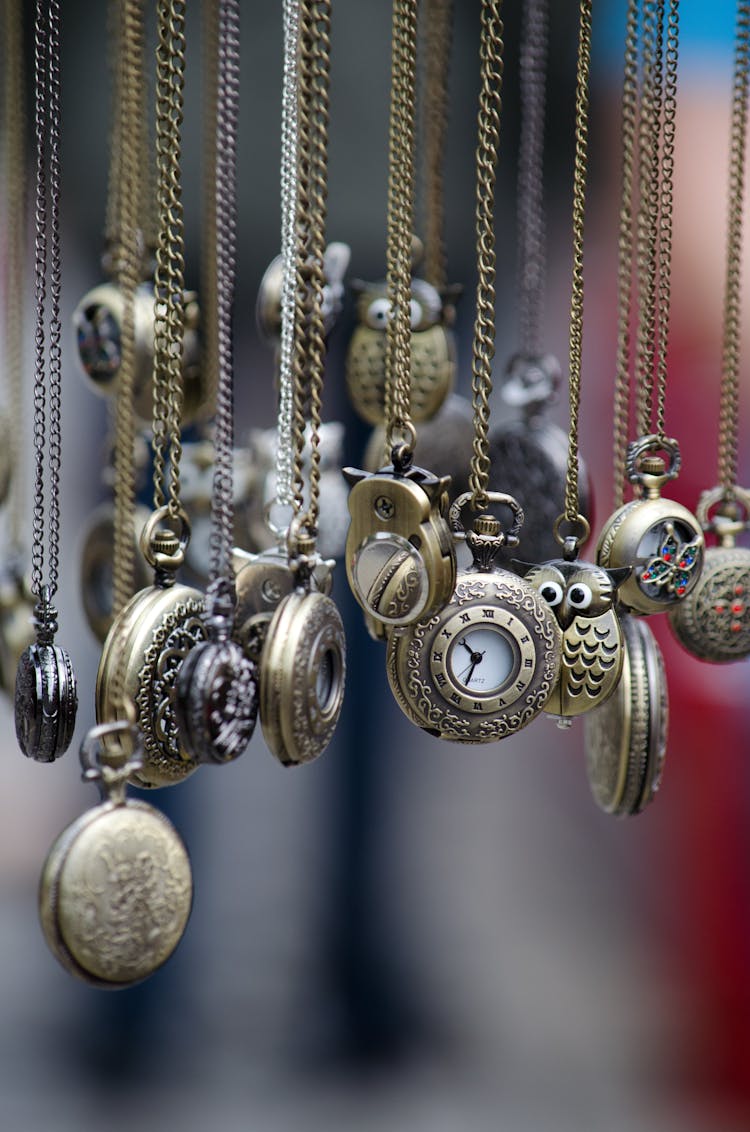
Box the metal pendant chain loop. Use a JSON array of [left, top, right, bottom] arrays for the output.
[[562, 0, 592, 528], [653, 0, 678, 442], [152, 0, 187, 521], [31, 0, 63, 603], [384, 0, 418, 458], [516, 0, 548, 358], [719, 1, 750, 496], [208, 0, 240, 585], [468, 0, 503, 511], [201, 0, 220, 421], [421, 0, 452, 291], [276, 0, 301, 514]]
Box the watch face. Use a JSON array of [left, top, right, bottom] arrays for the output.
[[76, 303, 122, 384]]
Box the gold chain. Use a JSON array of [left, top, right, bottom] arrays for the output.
[[719, 0, 750, 494], [111, 0, 146, 617], [152, 0, 187, 519], [468, 0, 503, 511], [563, 0, 592, 526], [384, 0, 418, 458], [653, 0, 677, 442], [201, 0, 220, 420], [612, 0, 639, 507], [2, 0, 26, 554], [421, 0, 452, 290], [634, 0, 660, 438], [290, 0, 331, 535]]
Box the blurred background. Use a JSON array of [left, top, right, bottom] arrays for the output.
[[1, 1, 749, 1129]]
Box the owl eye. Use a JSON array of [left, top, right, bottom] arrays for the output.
[[409, 299, 422, 329], [538, 581, 563, 607], [365, 297, 391, 329], [568, 583, 593, 609]]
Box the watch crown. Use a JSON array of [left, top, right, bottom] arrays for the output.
[[473, 513, 501, 538], [152, 528, 181, 558], [640, 455, 666, 477]]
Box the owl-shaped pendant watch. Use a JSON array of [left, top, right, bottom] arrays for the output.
[[668, 487, 750, 662], [596, 436, 704, 615], [518, 545, 629, 720], [386, 493, 562, 743], [345, 275, 459, 426], [584, 613, 668, 816]]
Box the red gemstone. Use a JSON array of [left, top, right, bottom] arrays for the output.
[[716, 604, 726, 613], [732, 622, 742, 633], [732, 602, 744, 614], [664, 553, 672, 561], [735, 585, 745, 596]]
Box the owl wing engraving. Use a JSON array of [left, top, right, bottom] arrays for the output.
[[562, 614, 622, 705]]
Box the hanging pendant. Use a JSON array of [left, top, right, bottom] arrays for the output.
[[80, 501, 152, 643], [669, 486, 750, 662], [15, 587, 77, 763], [596, 435, 704, 614], [387, 493, 562, 742], [584, 613, 668, 816], [39, 719, 193, 988]]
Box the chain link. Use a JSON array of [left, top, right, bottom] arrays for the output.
[[152, 0, 187, 520], [653, 0, 677, 443], [563, 0, 592, 525], [516, 0, 548, 358], [2, 0, 26, 555], [718, 0, 750, 494], [208, 0, 240, 583], [612, 0, 640, 507], [421, 0, 452, 291], [384, 0, 418, 456], [200, 0, 220, 421], [468, 0, 503, 510]]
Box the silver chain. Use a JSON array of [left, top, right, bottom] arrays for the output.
[[516, 0, 548, 357], [209, 0, 240, 585], [31, 0, 63, 601], [276, 0, 300, 513]]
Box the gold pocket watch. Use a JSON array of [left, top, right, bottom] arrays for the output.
[[669, 486, 750, 662], [40, 719, 193, 988], [596, 435, 704, 614], [584, 613, 668, 817], [386, 493, 562, 743], [72, 281, 206, 425], [343, 447, 455, 636], [96, 508, 206, 788], [258, 521, 345, 767]]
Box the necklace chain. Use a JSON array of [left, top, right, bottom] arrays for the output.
[[516, 0, 548, 358], [421, 0, 452, 292], [718, 0, 750, 495], [468, 0, 503, 510], [277, 0, 300, 512]]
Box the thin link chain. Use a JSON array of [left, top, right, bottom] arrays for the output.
[[31, 0, 63, 601], [652, 0, 677, 443], [718, 0, 750, 494], [384, 0, 418, 455], [3, 0, 26, 555], [152, 0, 187, 520], [290, 0, 331, 533], [276, 0, 300, 511], [563, 0, 592, 525], [468, 0, 503, 510], [516, 0, 548, 358], [201, 0, 220, 421], [208, 0, 240, 583], [612, 0, 640, 507], [111, 0, 145, 616], [421, 0, 452, 290]]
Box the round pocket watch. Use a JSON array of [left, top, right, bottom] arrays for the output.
[[95, 508, 206, 788], [39, 719, 193, 988], [256, 240, 350, 346], [258, 522, 346, 767], [345, 275, 459, 426], [596, 435, 704, 615], [80, 501, 152, 643], [15, 587, 78, 763], [584, 613, 668, 817], [343, 447, 456, 637], [72, 281, 206, 425], [386, 493, 563, 743], [488, 354, 593, 565], [669, 486, 750, 663]]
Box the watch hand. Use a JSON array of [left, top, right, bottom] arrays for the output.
[[459, 638, 474, 656]]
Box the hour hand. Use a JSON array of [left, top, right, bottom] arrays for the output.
[[458, 637, 474, 656]]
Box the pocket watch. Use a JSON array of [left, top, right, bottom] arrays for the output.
[[258, 521, 345, 767], [515, 527, 629, 720], [343, 447, 455, 636], [80, 501, 152, 643], [179, 437, 255, 584], [345, 275, 459, 426], [669, 486, 750, 662], [256, 241, 350, 346], [584, 613, 668, 817], [39, 719, 193, 988], [15, 588, 78, 763], [596, 435, 704, 615], [0, 565, 35, 696], [488, 354, 593, 566], [386, 493, 562, 742], [72, 281, 206, 425], [95, 508, 206, 788]]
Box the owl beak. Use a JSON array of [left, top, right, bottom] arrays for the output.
[[558, 602, 575, 631]]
